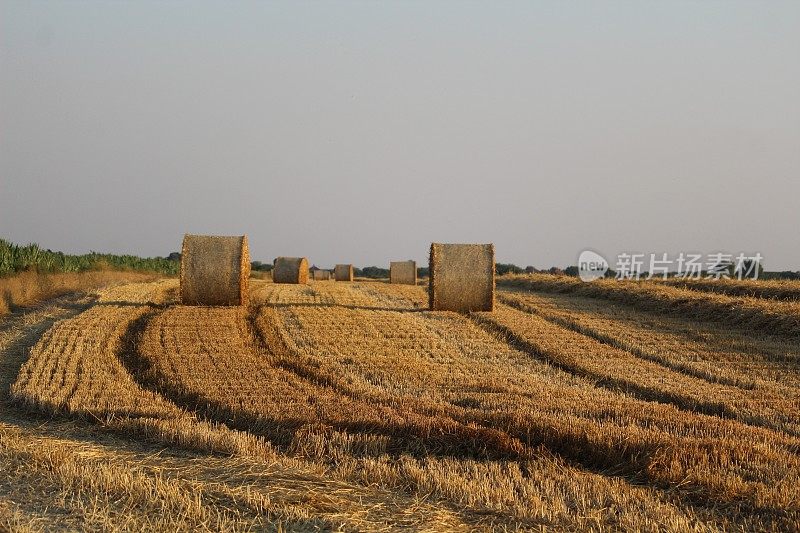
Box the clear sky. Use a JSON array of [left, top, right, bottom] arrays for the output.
[[2, 1, 798, 269]]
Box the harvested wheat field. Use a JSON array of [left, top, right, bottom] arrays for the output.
[[2, 273, 800, 531]]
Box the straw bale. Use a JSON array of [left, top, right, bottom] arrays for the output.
[[334, 264, 354, 282], [180, 234, 250, 305], [273, 257, 309, 284], [429, 243, 494, 312], [390, 260, 417, 285], [313, 269, 330, 281]]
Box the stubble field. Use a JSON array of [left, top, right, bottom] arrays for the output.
[[2, 274, 799, 531]]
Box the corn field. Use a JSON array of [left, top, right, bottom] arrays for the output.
[[0, 238, 179, 277]]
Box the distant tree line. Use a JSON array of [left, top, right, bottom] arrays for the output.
[[349, 263, 586, 279], [250, 261, 273, 272], [761, 271, 800, 280], [346, 263, 594, 279], [354, 266, 388, 278]]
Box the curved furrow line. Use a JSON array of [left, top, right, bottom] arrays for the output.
[[498, 291, 753, 389], [498, 288, 800, 383], [1, 278, 180, 405], [0, 293, 97, 402], [10, 303, 183, 420]]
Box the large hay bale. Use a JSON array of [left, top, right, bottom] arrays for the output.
[[180, 234, 250, 306], [390, 260, 417, 285], [272, 257, 309, 284], [334, 264, 354, 282], [429, 243, 494, 312], [312, 269, 330, 281]]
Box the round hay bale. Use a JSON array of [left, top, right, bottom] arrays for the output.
[[429, 243, 494, 312], [272, 257, 309, 284], [180, 234, 250, 306], [312, 269, 330, 281], [390, 260, 417, 285], [334, 264, 354, 282]]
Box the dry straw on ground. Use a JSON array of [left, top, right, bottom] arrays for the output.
[[7, 279, 800, 529], [429, 243, 494, 312], [390, 261, 417, 285], [272, 257, 309, 284], [180, 234, 250, 306], [312, 269, 330, 281], [498, 274, 800, 337], [334, 264, 354, 282], [0, 270, 157, 316]]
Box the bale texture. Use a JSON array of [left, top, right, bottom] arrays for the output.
[[180, 234, 250, 306], [334, 264, 354, 282], [312, 269, 330, 281], [272, 257, 309, 284], [390, 261, 417, 285], [429, 243, 494, 312]]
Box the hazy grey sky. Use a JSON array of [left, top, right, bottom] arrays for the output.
[[2, 1, 798, 269]]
